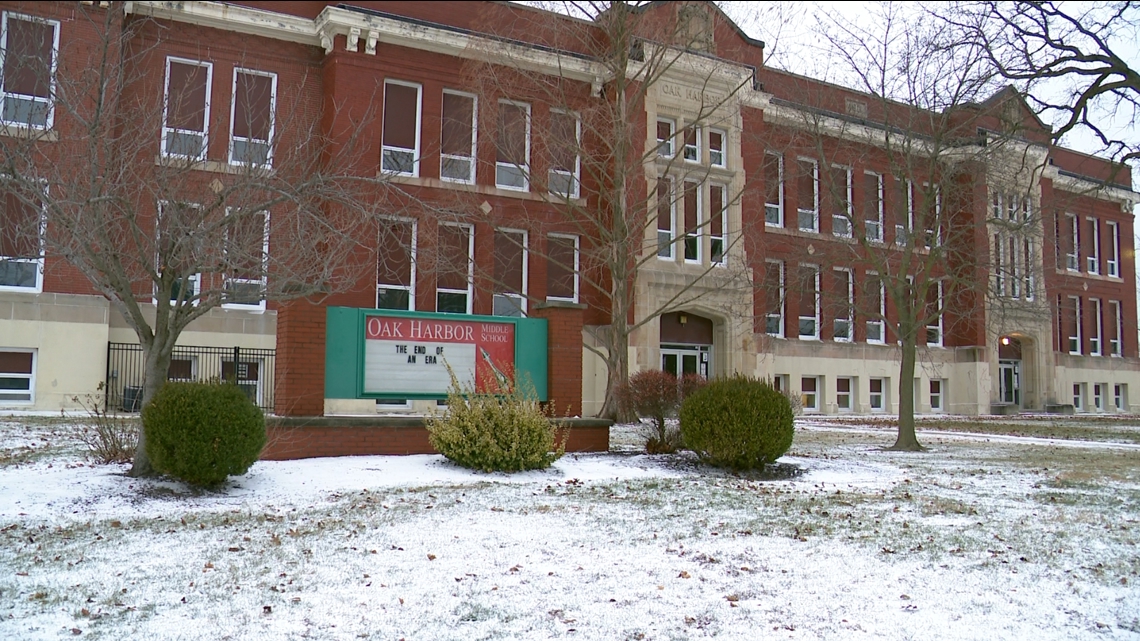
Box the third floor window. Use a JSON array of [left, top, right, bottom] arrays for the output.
[[1, 12, 57, 130]]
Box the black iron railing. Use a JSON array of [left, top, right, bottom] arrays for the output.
[[105, 343, 276, 413]]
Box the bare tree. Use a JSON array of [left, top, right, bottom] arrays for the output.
[[460, 1, 754, 419], [0, 5, 389, 475]]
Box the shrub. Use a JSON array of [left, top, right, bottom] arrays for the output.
[[143, 381, 266, 487], [618, 370, 707, 454], [679, 375, 794, 470], [74, 383, 139, 464], [427, 371, 564, 473]]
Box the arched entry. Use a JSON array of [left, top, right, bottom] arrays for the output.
[[659, 311, 713, 378], [998, 334, 1037, 409]]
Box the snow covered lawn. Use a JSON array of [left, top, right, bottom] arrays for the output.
[[1, 418, 1138, 640]]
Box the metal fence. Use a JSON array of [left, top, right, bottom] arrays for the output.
[[105, 343, 276, 413]]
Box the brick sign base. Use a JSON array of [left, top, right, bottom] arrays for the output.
[[262, 416, 611, 460]]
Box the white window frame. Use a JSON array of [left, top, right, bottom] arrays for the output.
[[864, 171, 883, 242], [1109, 300, 1122, 356], [1114, 384, 1126, 412], [1065, 213, 1079, 271], [154, 200, 202, 305], [222, 208, 270, 310], [493, 228, 528, 318], [656, 175, 675, 260], [546, 232, 579, 303], [548, 109, 580, 199], [436, 222, 473, 314], [0, 347, 35, 405], [833, 267, 853, 342], [1023, 237, 1035, 300], [869, 377, 886, 412], [380, 79, 422, 177], [440, 89, 477, 184], [0, 178, 46, 293], [708, 128, 726, 168], [831, 165, 853, 239], [800, 375, 820, 413], [683, 124, 701, 163], [896, 179, 914, 246], [797, 158, 819, 233], [929, 379, 944, 413], [495, 100, 530, 191], [709, 183, 727, 266], [1085, 217, 1100, 274], [866, 271, 885, 345], [764, 259, 785, 338], [227, 67, 277, 168], [161, 56, 213, 162], [0, 12, 59, 131], [656, 118, 675, 158], [1089, 298, 1102, 356], [1067, 295, 1082, 355], [1093, 383, 1105, 412], [836, 376, 853, 413], [376, 217, 416, 311], [765, 152, 784, 227], [166, 354, 199, 383], [1106, 220, 1120, 278], [683, 181, 702, 264], [922, 182, 942, 248], [1073, 382, 1085, 412], [993, 232, 1006, 297], [798, 263, 820, 340], [926, 280, 944, 348]]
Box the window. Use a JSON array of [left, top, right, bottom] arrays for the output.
[[865, 272, 885, 344], [381, 80, 421, 176], [869, 378, 885, 412], [1089, 298, 1102, 355], [223, 209, 269, 308], [1066, 296, 1081, 354], [0, 183, 43, 291], [683, 125, 700, 162], [1, 12, 58, 129], [656, 177, 674, 259], [926, 280, 943, 347], [229, 69, 276, 167], [548, 110, 580, 198], [436, 223, 472, 313], [771, 374, 789, 394], [546, 234, 578, 302], [797, 159, 818, 232], [1092, 383, 1105, 412], [377, 218, 416, 310], [1114, 384, 1127, 412], [162, 58, 212, 160], [709, 184, 726, 265], [836, 377, 852, 412], [441, 90, 476, 183], [709, 129, 725, 167], [496, 101, 530, 190], [801, 376, 819, 412], [156, 201, 202, 304], [683, 181, 700, 262], [167, 355, 198, 382], [833, 268, 852, 342], [1108, 301, 1122, 356], [797, 264, 820, 340], [929, 379, 944, 413], [222, 357, 264, 406], [993, 232, 1006, 297], [1106, 221, 1120, 277], [1064, 213, 1079, 271], [863, 171, 883, 242], [921, 183, 941, 248], [895, 179, 912, 246], [830, 166, 852, 238], [0, 349, 34, 403], [1086, 217, 1100, 274], [764, 259, 784, 337], [764, 153, 783, 227], [1022, 237, 1035, 299], [656, 118, 674, 157], [493, 229, 527, 317], [1073, 383, 1085, 412]]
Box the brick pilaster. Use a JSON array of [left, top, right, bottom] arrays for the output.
[[532, 302, 586, 417], [274, 299, 327, 417]]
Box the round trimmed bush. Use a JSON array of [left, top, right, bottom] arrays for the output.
[[143, 381, 266, 487], [679, 375, 794, 470]]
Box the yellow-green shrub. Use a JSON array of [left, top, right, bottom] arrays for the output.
[[679, 375, 794, 470], [143, 381, 265, 487]]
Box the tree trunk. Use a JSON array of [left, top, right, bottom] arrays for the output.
[[889, 335, 925, 451], [127, 343, 173, 477], [598, 323, 633, 421]]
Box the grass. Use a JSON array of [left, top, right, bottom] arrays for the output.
[[818, 413, 1140, 444]]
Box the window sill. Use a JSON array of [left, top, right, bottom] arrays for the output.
[[0, 125, 57, 141], [384, 174, 586, 205], [155, 154, 275, 176]]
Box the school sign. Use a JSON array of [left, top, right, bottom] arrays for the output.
[[325, 308, 548, 400]]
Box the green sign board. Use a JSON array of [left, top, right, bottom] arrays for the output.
[[325, 307, 548, 400]]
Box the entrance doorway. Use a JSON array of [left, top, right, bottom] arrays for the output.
[[998, 359, 1020, 406], [659, 311, 714, 379]]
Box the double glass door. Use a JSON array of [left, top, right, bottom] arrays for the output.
[[661, 344, 710, 378], [999, 359, 1020, 406]]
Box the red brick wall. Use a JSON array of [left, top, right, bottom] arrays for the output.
[[274, 300, 327, 416], [532, 302, 585, 417]]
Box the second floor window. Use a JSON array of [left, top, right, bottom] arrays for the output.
[[493, 229, 527, 317], [1106, 221, 1120, 277], [863, 171, 883, 242], [381, 80, 421, 176], [1, 12, 57, 129], [546, 234, 578, 303], [496, 101, 530, 191], [0, 184, 43, 291], [764, 152, 783, 227], [709, 184, 726, 265], [223, 209, 269, 308], [797, 159, 818, 233], [830, 165, 852, 238], [441, 90, 476, 183], [377, 218, 415, 311], [436, 223, 473, 314], [229, 69, 276, 167], [548, 110, 580, 199], [683, 181, 700, 262], [657, 177, 674, 259], [163, 58, 212, 161]]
